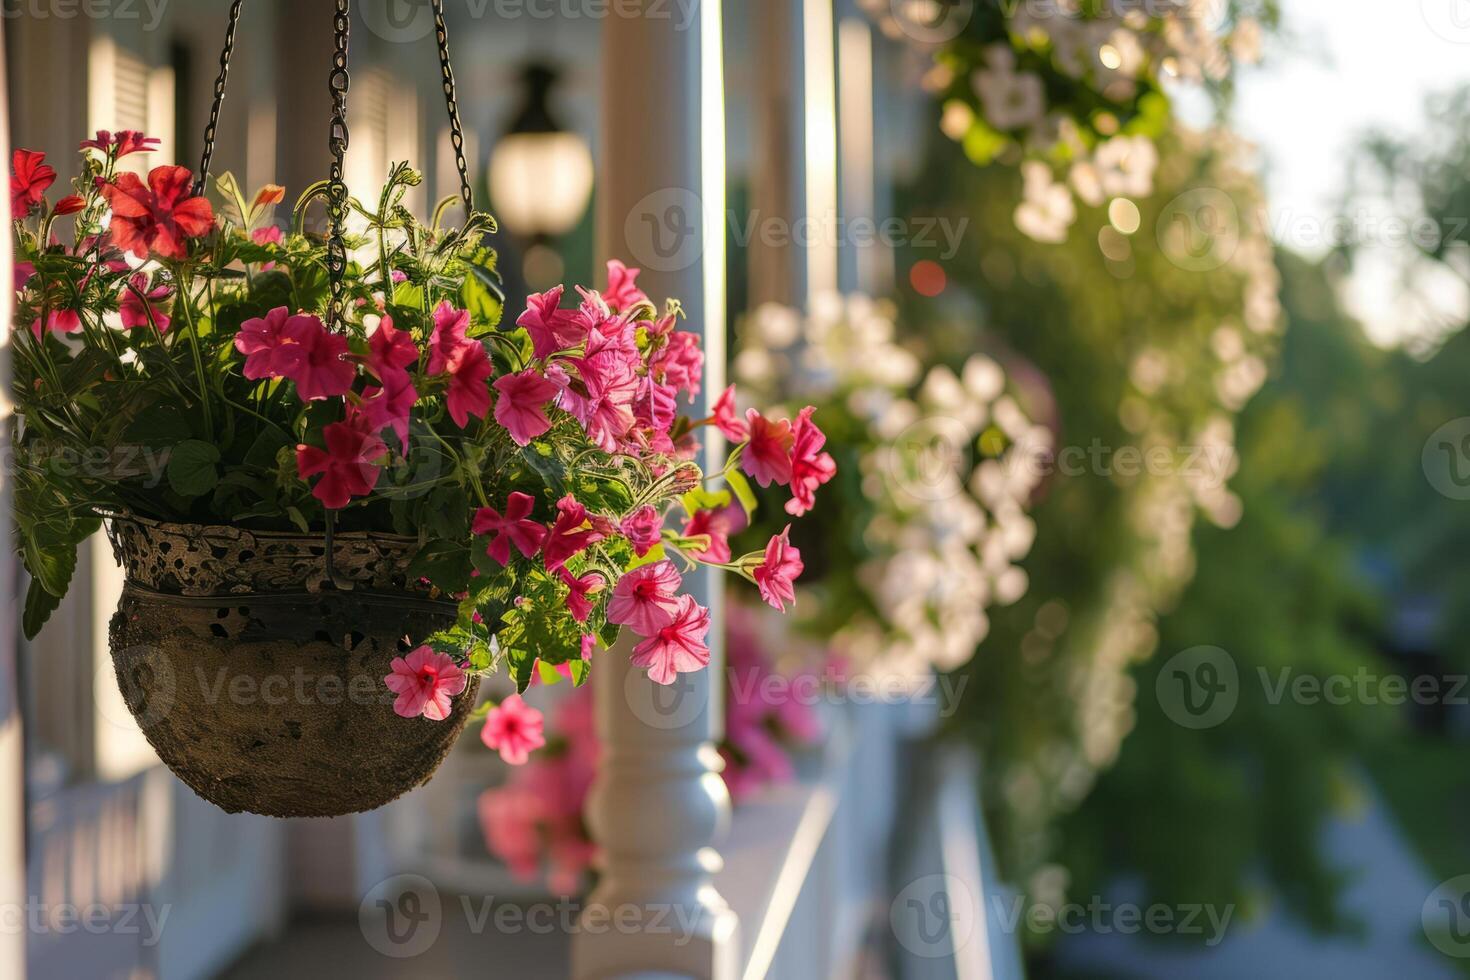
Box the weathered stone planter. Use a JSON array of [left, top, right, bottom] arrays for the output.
[[105, 515, 477, 818]]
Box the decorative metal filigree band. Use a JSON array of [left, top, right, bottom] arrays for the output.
[[105, 515, 427, 597]]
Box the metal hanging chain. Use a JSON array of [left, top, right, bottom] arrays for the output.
[[194, 0, 246, 196], [325, 0, 352, 335], [324, 0, 355, 584], [431, 0, 474, 217]]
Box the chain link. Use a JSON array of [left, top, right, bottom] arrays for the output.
[[194, 0, 246, 197], [431, 0, 474, 217], [325, 0, 352, 334]]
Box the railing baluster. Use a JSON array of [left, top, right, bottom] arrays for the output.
[[572, 3, 737, 978]]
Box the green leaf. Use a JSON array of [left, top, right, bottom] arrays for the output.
[[521, 444, 567, 498], [166, 440, 222, 498], [626, 541, 667, 570], [724, 469, 759, 519], [124, 400, 194, 449], [681, 486, 732, 517], [460, 246, 504, 330], [244, 427, 292, 470], [509, 647, 537, 694], [568, 657, 590, 687], [407, 540, 473, 595], [23, 573, 64, 640]]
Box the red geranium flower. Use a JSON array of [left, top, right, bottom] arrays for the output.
[[98, 165, 214, 260], [11, 149, 55, 217]]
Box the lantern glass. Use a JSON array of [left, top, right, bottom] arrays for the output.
[[489, 131, 594, 237]]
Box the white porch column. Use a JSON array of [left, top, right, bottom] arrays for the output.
[[572, 3, 737, 979], [749, 0, 838, 310], [0, 24, 28, 978]]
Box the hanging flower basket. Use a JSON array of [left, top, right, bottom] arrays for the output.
[[106, 514, 476, 817], [9, 4, 835, 817]]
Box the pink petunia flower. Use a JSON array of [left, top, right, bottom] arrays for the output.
[[603, 259, 648, 311], [753, 525, 803, 612], [607, 559, 683, 636], [711, 384, 747, 441], [472, 491, 547, 565], [516, 285, 586, 360], [557, 566, 604, 623], [281, 314, 356, 401], [426, 303, 493, 426], [235, 306, 308, 380], [619, 505, 663, 557], [427, 300, 471, 372], [295, 419, 387, 509], [366, 315, 419, 382], [119, 273, 172, 332], [478, 784, 547, 879], [654, 330, 703, 399], [681, 500, 747, 565], [383, 646, 469, 721], [357, 370, 418, 451], [251, 225, 283, 269], [543, 495, 608, 569], [10, 149, 55, 217], [444, 341, 494, 427], [98, 165, 214, 260], [741, 409, 795, 487], [30, 307, 81, 339], [481, 695, 546, 765], [785, 406, 836, 517], [493, 370, 560, 446], [632, 376, 678, 448], [630, 594, 711, 685], [562, 356, 639, 452]]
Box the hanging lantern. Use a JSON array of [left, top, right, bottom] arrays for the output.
[[488, 62, 594, 239]]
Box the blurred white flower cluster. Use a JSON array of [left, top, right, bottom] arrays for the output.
[[737, 294, 1053, 673], [864, 0, 1267, 245]]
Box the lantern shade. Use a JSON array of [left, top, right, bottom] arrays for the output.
[[489, 63, 594, 238], [490, 131, 594, 237]]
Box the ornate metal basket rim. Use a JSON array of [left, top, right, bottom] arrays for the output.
[[103, 511, 431, 598]]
